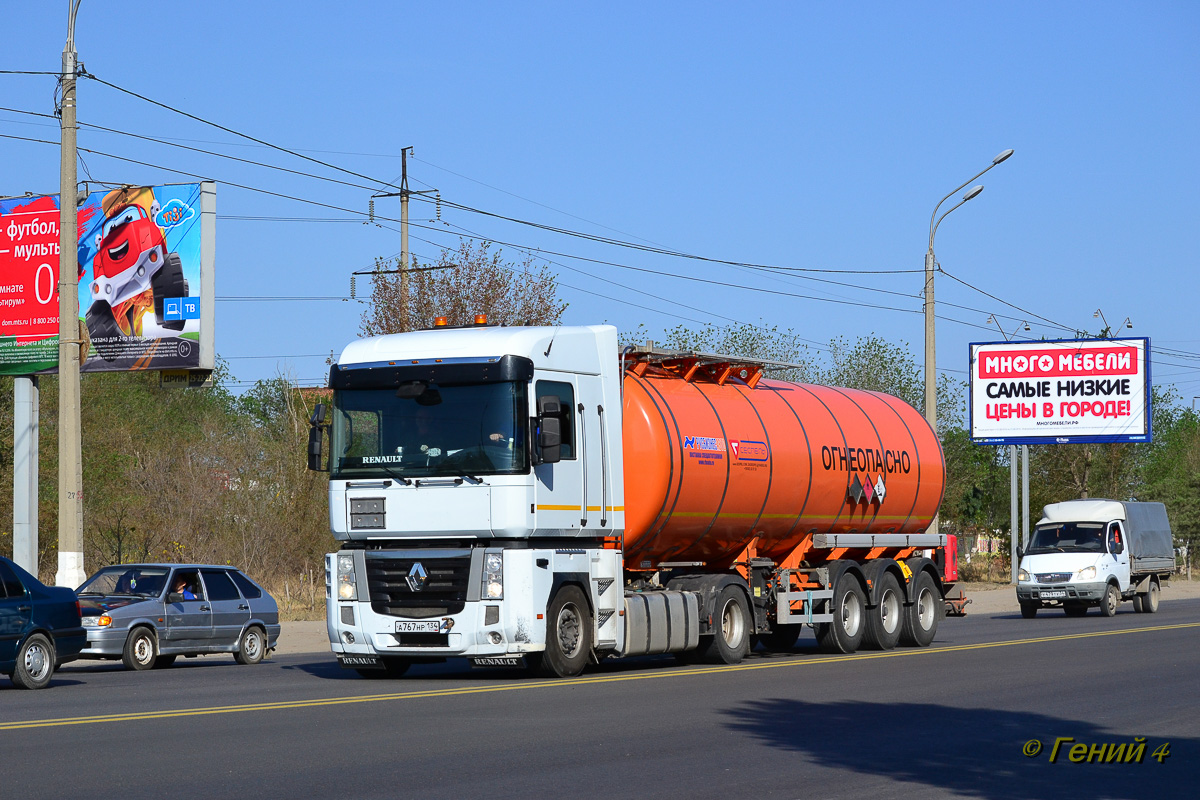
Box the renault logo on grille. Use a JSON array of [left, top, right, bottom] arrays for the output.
[[406, 562, 428, 592]]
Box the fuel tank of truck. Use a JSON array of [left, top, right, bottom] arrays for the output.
[[622, 370, 945, 568]]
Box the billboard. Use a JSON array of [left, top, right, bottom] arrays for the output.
[[0, 182, 214, 375], [969, 338, 1151, 445]]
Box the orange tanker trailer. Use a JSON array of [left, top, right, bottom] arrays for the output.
[[617, 346, 955, 658]]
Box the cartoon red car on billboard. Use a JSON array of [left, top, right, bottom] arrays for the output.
[[85, 187, 188, 360]]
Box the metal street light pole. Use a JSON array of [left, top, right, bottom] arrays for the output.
[[56, 0, 86, 588], [924, 148, 1013, 537]]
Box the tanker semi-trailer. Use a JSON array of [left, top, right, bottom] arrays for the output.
[[309, 323, 953, 678]]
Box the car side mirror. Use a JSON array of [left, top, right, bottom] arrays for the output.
[[167, 592, 184, 603]]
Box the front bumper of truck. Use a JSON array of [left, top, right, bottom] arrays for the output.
[[1016, 580, 1108, 606]]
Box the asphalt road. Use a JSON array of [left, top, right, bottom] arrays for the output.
[[3, 599, 1198, 800]]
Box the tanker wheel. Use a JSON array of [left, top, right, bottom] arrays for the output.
[[760, 624, 802, 652], [85, 301, 128, 362], [899, 571, 942, 647], [531, 585, 591, 679], [152, 252, 188, 331], [816, 574, 867, 654], [703, 585, 751, 664], [863, 572, 903, 650]]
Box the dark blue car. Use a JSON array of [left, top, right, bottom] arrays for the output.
[[0, 557, 87, 689]]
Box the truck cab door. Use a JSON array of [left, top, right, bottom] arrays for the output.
[[533, 377, 584, 534], [1108, 522, 1131, 591]]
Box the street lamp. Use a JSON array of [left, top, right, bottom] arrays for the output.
[[985, 315, 1030, 341], [924, 148, 1012, 536], [1093, 309, 1132, 338]]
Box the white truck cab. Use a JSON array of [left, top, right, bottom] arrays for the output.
[[1016, 500, 1174, 618]]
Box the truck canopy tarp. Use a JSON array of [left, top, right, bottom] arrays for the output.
[[1121, 502, 1174, 561]]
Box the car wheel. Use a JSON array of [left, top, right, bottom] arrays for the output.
[[531, 584, 592, 678], [122, 628, 158, 670], [85, 301, 129, 361], [899, 571, 943, 647], [1145, 579, 1160, 613], [153, 655, 177, 669], [234, 626, 266, 665], [703, 585, 752, 664], [12, 633, 55, 690], [152, 253, 188, 330], [1019, 602, 1038, 619], [817, 573, 868, 653], [863, 572, 903, 650], [1099, 583, 1120, 617]]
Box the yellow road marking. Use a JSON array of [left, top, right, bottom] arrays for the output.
[[5, 621, 1197, 732]]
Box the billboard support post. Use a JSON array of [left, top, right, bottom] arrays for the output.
[[13, 376, 39, 575], [1010, 444, 1018, 584], [56, 1, 86, 588]]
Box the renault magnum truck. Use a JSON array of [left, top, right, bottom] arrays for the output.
[[308, 322, 956, 678]]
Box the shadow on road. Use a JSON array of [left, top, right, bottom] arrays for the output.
[[722, 698, 1193, 798]]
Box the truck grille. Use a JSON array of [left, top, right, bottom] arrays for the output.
[[1036, 572, 1072, 584], [365, 554, 471, 618]]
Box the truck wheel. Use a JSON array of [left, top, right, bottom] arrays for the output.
[[12, 634, 55, 689], [863, 572, 903, 650], [85, 301, 129, 361], [899, 571, 942, 647], [760, 624, 802, 652], [122, 627, 158, 670], [1063, 603, 1088, 617], [152, 252, 189, 331], [1144, 579, 1160, 613], [817, 574, 867, 653], [533, 585, 592, 678], [356, 657, 410, 679], [1099, 583, 1120, 617], [703, 585, 751, 664], [1019, 602, 1038, 619]]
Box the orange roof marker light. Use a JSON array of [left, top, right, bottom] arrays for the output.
[[474, 314, 488, 325], [433, 316, 449, 327]]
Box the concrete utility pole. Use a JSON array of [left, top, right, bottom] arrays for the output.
[[924, 148, 1013, 537], [56, 0, 86, 588], [400, 147, 410, 332]]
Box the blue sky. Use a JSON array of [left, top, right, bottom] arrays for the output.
[[2, 2, 1198, 404]]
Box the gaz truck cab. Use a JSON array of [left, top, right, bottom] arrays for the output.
[[1016, 500, 1174, 618]]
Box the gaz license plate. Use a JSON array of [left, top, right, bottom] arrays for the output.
[[1041, 590, 1067, 599], [395, 620, 442, 633]]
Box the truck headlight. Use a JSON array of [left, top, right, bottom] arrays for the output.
[[1076, 566, 1096, 580], [483, 552, 503, 600], [337, 553, 357, 601], [1017, 569, 1030, 582]]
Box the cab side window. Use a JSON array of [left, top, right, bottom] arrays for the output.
[[535, 380, 576, 459], [1107, 523, 1125, 555]]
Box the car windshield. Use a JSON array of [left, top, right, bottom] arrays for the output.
[[101, 205, 145, 238], [77, 566, 170, 597], [330, 381, 528, 479], [1027, 522, 1106, 554]]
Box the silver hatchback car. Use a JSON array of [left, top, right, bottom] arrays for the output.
[[76, 564, 281, 670]]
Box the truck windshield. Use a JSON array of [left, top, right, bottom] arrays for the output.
[[330, 381, 528, 479], [1026, 522, 1106, 554]]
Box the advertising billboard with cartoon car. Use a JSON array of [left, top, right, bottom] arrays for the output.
[[0, 182, 214, 375]]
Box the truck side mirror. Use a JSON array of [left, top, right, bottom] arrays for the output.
[[310, 403, 326, 426], [1017, 545, 1024, 561], [536, 396, 563, 464], [308, 404, 328, 472]]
